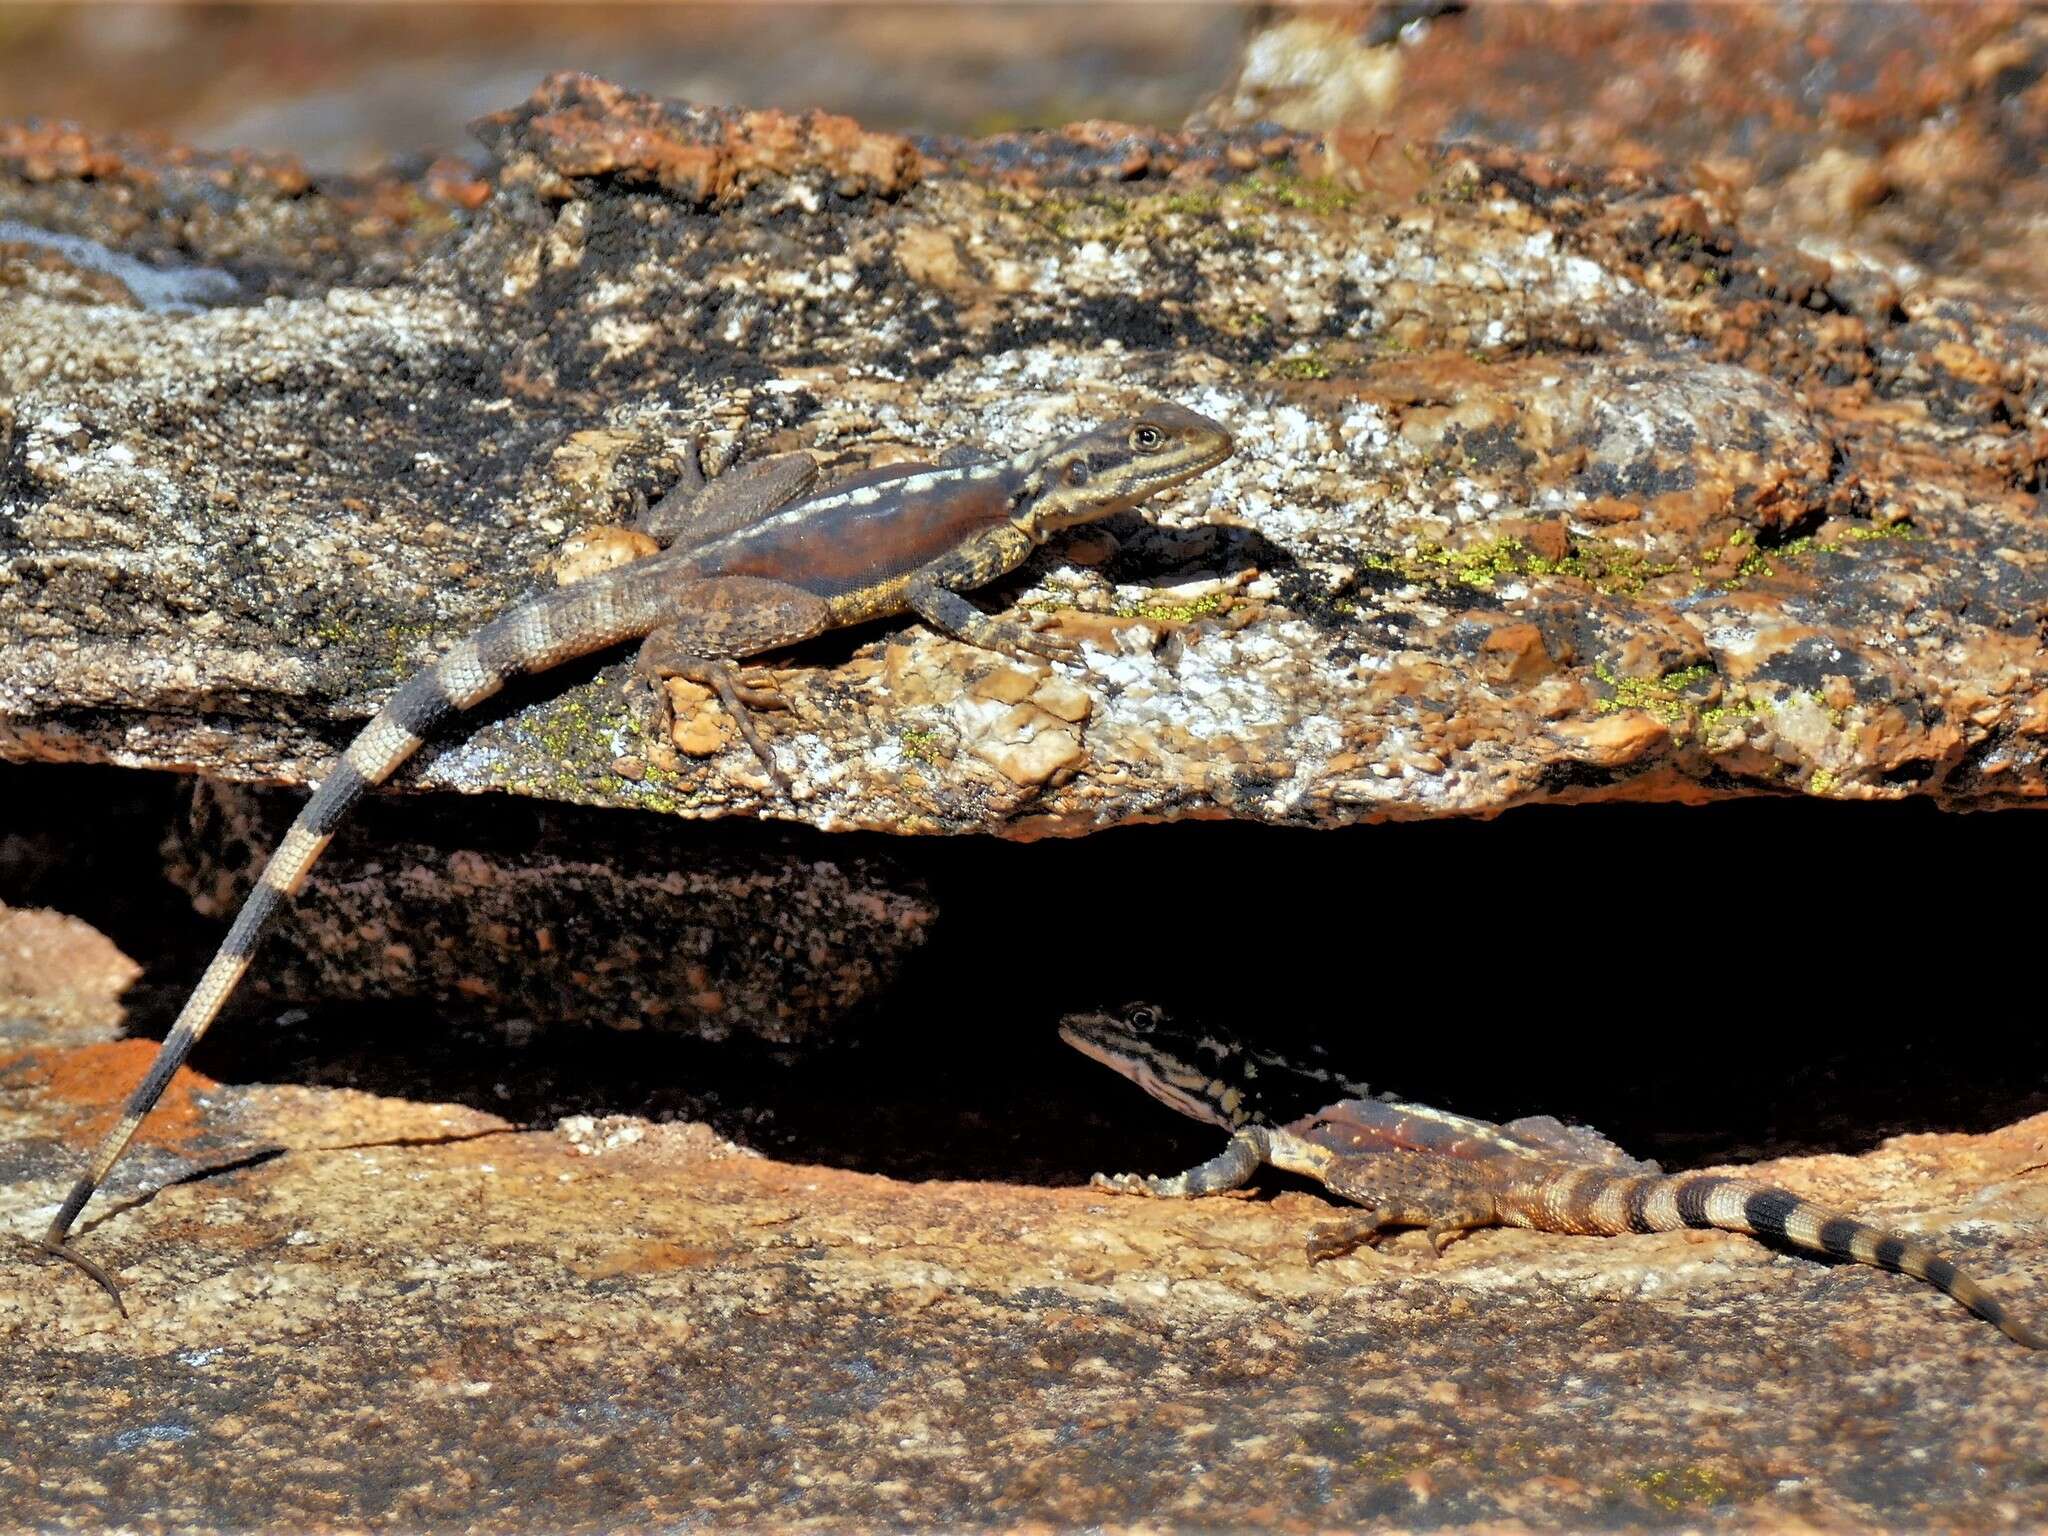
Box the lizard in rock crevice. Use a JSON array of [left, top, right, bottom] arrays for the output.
[[1061, 1004, 2046, 1350]]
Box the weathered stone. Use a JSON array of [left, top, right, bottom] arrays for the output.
[[0, 904, 138, 1047], [1203, 4, 2048, 314], [163, 780, 934, 1042], [8, 72, 2044, 831], [3, 1020, 2044, 1529]]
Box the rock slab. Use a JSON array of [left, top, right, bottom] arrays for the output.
[[4, 74, 2046, 835], [3, 1002, 2045, 1531]]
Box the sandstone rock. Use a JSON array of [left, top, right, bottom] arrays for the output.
[[0, 905, 138, 1047], [4, 58, 2048, 1532], [163, 780, 934, 1042]]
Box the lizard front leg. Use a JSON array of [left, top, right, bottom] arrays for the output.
[[1090, 1127, 1273, 1198], [633, 575, 834, 791], [904, 524, 1078, 663]]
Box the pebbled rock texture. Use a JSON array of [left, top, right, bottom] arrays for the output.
[[4, 71, 2045, 834], [2, 998, 2045, 1531]]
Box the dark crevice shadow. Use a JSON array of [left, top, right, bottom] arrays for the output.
[[5, 760, 2046, 1189]]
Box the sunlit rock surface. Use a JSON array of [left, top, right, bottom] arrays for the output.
[[6, 73, 2045, 836]]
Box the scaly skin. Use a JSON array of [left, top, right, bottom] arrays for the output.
[[1061, 1005, 2045, 1350], [33, 404, 1233, 1308]]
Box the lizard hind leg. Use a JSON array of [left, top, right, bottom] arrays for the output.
[[1306, 1209, 1403, 1263], [1312, 1149, 1505, 1262], [637, 444, 819, 549], [633, 576, 834, 793], [1305, 1202, 1494, 1264]]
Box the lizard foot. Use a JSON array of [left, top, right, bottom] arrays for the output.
[[1306, 1212, 1399, 1264], [1014, 615, 1085, 664], [1089, 1171, 1167, 1197], [701, 667, 793, 796], [1425, 1219, 1477, 1258], [633, 638, 796, 796]]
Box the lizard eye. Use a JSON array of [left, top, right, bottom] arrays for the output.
[[1125, 1004, 1161, 1030], [1063, 460, 1090, 487], [1132, 425, 1165, 452]]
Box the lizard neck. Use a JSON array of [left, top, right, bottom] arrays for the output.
[[1003, 458, 1055, 544]]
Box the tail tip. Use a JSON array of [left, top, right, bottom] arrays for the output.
[[14, 1232, 129, 1317]]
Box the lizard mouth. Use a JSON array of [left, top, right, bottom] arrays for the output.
[[1128, 436, 1235, 501], [1059, 1019, 1227, 1127]]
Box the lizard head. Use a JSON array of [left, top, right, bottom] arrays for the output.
[[1059, 1003, 1375, 1132], [1016, 400, 1234, 536], [1058, 1003, 1256, 1130]]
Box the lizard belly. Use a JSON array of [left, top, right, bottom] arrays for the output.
[[823, 572, 915, 626]]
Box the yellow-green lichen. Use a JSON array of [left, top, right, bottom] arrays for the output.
[[1349, 1445, 1477, 1484], [980, 166, 1357, 255], [1235, 170, 1360, 216], [1716, 519, 1922, 591], [1696, 691, 1767, 738], [1271, 353, 1332, 381], [1621, 1465, 1735, 1513], [1594, 661, 1714, 724], [1839, 520, 1922, 542], [1363, 535, 1678, 598], [899, 727, 947, 764], [1808, 767, 1838, 796], [1115, 591, 1226, 623]]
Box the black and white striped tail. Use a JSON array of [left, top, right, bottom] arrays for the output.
[[41, 672, 466, 1249], [37, 624, 532, 1254], [1522, 1168, 2046, 1350], [38, 571, 689, 1267]]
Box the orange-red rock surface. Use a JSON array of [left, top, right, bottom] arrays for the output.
[[4, 971, 2045, 1529]]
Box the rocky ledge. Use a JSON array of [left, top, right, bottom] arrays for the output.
[[2, 924, 2045, 1530], [5, 72, 2045, 836]]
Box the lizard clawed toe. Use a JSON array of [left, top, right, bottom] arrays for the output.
[[1425, 1221, 1471, 1258], [1306, 1214, 1395, 1264], [632, 675, 680, 748], [724, 670, 788, 711], [1089, 1172, 1158, 1196]]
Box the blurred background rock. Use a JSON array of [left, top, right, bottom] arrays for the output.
[[6, 1, 2039, 294], [0, 2, 1248, 166]]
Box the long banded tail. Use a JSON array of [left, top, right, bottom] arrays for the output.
[[40, 572, 692, 1260], [1507, 1167, 2046, 1350], [68, 578, 659, 1233], [40, 665, 481, 1249]]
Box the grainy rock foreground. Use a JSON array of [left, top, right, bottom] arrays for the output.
[[2, 943, 2045, 1532], [5, 72, 2047, 831]]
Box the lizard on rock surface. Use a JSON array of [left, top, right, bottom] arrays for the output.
[[29, 402, 1234, 1308], [1061, 1004, 2046, 1349]]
